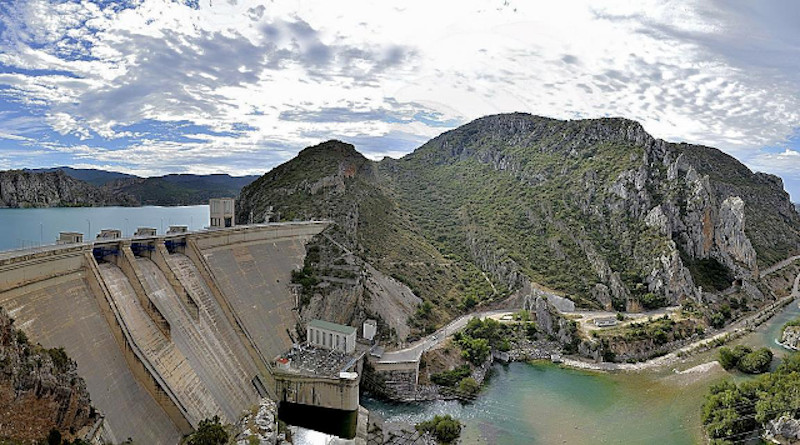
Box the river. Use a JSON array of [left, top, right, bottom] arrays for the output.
[[358, 299, 800, 445], [0, 205, 209, 252], [3, 206, 795, 444]]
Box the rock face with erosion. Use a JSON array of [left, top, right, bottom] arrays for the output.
[[765, 416, 800, 444], [781, 325, 800, 350], [0, 308, 95, 442], [234, 398, 278, 445], [237, 114, 800, 334], [0, 169, 136, 208]]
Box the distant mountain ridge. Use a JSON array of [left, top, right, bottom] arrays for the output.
[[19, 167, 259, 206], [30, 166, 136, 187], [0, 169, 136, 208], [237, 114, 800, 330]]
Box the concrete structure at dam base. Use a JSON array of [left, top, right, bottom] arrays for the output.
[[0, 221, 368, 444]]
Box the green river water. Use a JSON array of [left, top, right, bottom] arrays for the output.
[[356, 300, 800, 445]]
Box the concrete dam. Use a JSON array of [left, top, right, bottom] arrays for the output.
[[0, 222, 345, 444]]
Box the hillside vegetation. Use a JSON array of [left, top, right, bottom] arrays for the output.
[[238, 114, 800, 337]]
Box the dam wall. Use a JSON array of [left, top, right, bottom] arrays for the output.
[[0, 247, 183, 444], [192, 223, 327, 388], [0, 222, 329, 444]]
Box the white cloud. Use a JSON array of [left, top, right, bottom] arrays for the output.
[[0, 0, 797, 190]]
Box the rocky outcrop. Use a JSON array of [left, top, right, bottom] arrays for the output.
[[528, 296, 575, 345], [0, 170, 136, 208], [0, 308, 95, 442], [237, 114, 800, 319], [781, 325, 800, 350], [234, 398, 278, 445], [765, 416, 800, 444]]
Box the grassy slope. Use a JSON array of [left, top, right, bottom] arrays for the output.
[[237, 141, 494, 323], [238, 115, 800, 316], [382, 115, 668, 305]]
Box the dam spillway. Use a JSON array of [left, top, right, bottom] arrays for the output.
[[0, 222, 330, 444]]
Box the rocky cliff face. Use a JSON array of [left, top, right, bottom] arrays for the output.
[[0, 170, 136, 208], [237, 115, 800, 338], [781, 325, 800, 350], [0, 308, 95, 442]]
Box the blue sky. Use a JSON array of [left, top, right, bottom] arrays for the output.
[[0, 0, 799, 200]]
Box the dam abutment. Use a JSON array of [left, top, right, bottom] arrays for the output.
[[0, 222, 335, 443]]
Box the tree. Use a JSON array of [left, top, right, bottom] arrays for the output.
[[458, 377, 480, 397], [738, 348, 773, 374], [460, 337, 490, 365], [47, 429, 61, 445], [188, 416, 229, 445], [416, 415, 462, 443], [718, 347, 738, 370]]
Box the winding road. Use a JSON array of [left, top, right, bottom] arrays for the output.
[[377, 254, 800, 370], [375, 310, 512, 364]]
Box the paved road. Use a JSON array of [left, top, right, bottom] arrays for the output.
[[377, 254, 800, 367], [376, 310, 512, 363], [564, 269, 800, 372], [761, 255, 800, 278]]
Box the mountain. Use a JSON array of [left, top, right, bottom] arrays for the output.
[[237, 114, 800, 335], [27, 167, 259, 206], [30, 166, 136, 187], [0, 170, 137, 208], [104, 173, 259, 206]]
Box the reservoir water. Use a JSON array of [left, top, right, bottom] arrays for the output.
[[358, 300, 800, 445], [0, 205, 209, 252]]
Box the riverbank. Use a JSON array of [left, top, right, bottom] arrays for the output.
[[364, 296, 800, 444], [562, 294, 797, 372]]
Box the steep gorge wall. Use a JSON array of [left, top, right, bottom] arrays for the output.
[[0, 223, 327, 444]]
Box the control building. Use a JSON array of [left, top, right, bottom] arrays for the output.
[[167, 225, 188, 234], [57, 232, 84, 245], [210, 198, 235, 228], [97, 229, 122, 240], [306, 319, 356, 353], [135, 227, 157, 237]]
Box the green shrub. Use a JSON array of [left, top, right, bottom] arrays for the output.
[[188, 416, 229, 445], [431, 365, 471, 387], [416, 415, 461, 443], [47, 347, 70, 372], [459, 337, 490, 365], [718, 346, 772, 374], [709, 313, 726, 329], [717, 347, 739, 370], [738, 348, 773, 374], [457, 377, 480, 397], [640, 293, 666, 310]]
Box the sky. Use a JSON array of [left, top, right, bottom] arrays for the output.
[[0, 1, 799, 199]]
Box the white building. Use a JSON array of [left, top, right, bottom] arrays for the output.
[[97, 229, 122, 240], [167, 225, 188, 234], [362, 319, 377, 341], [57, 232, 84, 245], [210, 198, 235, 228], [135, 227, 157, 237], [307, 319, 357, 353]]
